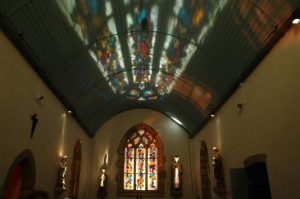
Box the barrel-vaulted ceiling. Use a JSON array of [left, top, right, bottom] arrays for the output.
[[0, 0, 299, 137]]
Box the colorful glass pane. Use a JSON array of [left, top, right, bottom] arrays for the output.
[[142, 137, 148, 145], [136, 173, 146, 190], [134, 137, 140, 145], [124, 173, 134, 190], [136, 158, 146, 173], [147, 143, 158, 190], [146, 132, 153, 141], [148, 173, 158, 190], [124, 158, 134, 173], [130, 132, 137, 140], [136, 144, 146, 159], [138, 129, 145, 135], [148, 143, 157, 159], [148, 156, 157, 173], [123, 127, 160, 191], [125, 144, 134, 158], [136, 144, 146, 174]]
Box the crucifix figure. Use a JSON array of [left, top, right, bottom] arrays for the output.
[[30, 113, 39, 139]]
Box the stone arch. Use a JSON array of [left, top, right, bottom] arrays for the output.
[[3, 149, 36, 198], [117, 123, 164, 197], [243, 154, 267, 167], [243, 154, 272, 199]]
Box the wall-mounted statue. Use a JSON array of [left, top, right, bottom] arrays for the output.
[[171, 155, 183, 198], [99, 168, 107, 189], [212, 147, 226, 196], [56, 155, 67, 191], [97, 155, 108, 199]]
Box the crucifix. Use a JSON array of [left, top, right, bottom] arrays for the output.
[[30, 113, 39, 139]]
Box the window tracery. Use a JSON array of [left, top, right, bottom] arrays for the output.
[[117, 123, 164, 197]]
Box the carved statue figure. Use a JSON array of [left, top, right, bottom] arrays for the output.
[[212, 147, 224, 188], [57, 155, 67, 190], [99, 168, 107, 189], [171, 155, 183, 190]]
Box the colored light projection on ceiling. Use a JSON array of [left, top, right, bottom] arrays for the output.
[[231, 0, 293, 50], [56, 0, 228, 101], [126, 1, 160, 100], [57, 0, 129, 94]]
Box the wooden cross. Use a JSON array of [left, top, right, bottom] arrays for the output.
[[30, 113, 39, 139]]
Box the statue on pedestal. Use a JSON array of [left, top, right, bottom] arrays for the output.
[[56, 155, 67, 191], [99, 168, 107, 189], [171, 155, 183, 198], [98, 155, 108, 199], [212, 147, 226, 196]]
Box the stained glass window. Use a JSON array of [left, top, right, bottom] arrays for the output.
[[119, 124, 163, 196]]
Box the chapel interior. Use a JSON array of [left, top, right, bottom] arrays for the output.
[[1, 0, 300, 199]]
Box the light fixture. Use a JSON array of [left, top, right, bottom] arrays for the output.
[[291, 8, 300, 25], [292, 18, 300, 24], [36, 95, 44, 101], [207, 105, 215, 118], [237, 83, 246, 113], [68, 110, 73, 114]]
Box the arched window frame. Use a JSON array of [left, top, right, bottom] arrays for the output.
[[117, 123, 164, 197]]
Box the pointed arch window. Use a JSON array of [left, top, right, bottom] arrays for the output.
[[117, 123, 164, 197]]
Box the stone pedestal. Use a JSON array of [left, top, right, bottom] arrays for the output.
[[171, 189, 182, 199], [97, 188, 107, 199], [213, 186, 226, 198]]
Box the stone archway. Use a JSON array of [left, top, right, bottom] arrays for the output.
[[243, 154, 272, 199], [3, 149, 36, 199]]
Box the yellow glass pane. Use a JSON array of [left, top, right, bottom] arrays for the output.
[[124, 173, 134, 190], [148, 173, 158, 190], [136, 173, 146, 190]]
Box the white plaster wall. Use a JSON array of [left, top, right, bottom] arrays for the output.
[[191, 25, 300, 199], [0, 32, 91, 198], [91, 109, 194, 199]]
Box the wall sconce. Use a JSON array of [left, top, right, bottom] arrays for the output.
[[56, 155, 68, 192], [237, 83, 247, 113], [35, 79, 44, 103], [209, 110, 215, 118], [36, 95, 44, 101], [171, 155, 183, 197], [292, 9, 300, 24], [207, 105, 215, 118], [292, 18, 300, 24]]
